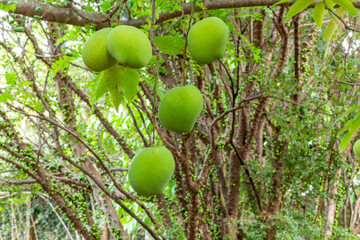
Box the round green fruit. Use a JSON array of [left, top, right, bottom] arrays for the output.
[[158, 85, 203, 133], [187, 17, 229, 64], [353, 139, 360, 159], [128, 147, 175, 196], [107, 25, 152, 69], [82, 28, 117, 72]]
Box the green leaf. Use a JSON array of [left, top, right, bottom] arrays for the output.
[[273, 0, 292, 7], [154, 36, 185, 55], [334, 105, 360, 129], [0, 3, 16, 12], [121, 67, 140, 102], [327, 0, 334, 9], [313, 2, 325, 28], [95, 74, 108, 100], [323, 6, 346, 39], [101, 65, 140, 109], [101, 2, 111, 12], [337, 113, 358, 137], [103, 66, 124, 110], [5, 73, 16, 85], [286, 0, 316, 21], [339, 112, 360, 151], [0, 92, 14, 103], [333, 0, 359, 17]]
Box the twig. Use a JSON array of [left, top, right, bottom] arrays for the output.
[[126, 104, 150, 147], [325, 4, 360, 33], [0, 177, 36, 185], [38, 192, 75, 240], [210, 94, 263, 127]]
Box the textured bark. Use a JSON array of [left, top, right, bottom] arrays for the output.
[[264, 138, 289, 240], [253, 9, 266, 48], [350, 196, 360, 229], [227, 152, 243, 239], [101, 224, 110, 240], [325, 168, 342, 239], [28, 198, 37, 240]]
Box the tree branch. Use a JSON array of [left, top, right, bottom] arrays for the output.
[[4, 0, 359, 28]]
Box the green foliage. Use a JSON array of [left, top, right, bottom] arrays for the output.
[[0, 3, 16, 12], [324, 6, 346, 40], [0, 92, 14, 103], [338, 111, 360, 152], [285, 0, 316, 21], [154, 36, 185, 55], [100, 65, 140, 109], [0, 194, 77, 239], [333, 0, 359, 17], [1, 1, 360, 239], [313, 2, 325, 28]]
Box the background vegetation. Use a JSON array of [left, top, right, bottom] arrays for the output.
[[1, 0, 360, 239]]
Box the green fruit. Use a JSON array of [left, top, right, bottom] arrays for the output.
[[82, 28, 117, 72], [128, 147, 175, 196], [187, 17, 229, 64], [107, 25, 152, 69], [353, 139, 360, 159], [158, 85, 203, 133]]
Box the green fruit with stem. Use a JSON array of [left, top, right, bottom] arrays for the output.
[[158, 85, 203, 133], [82, 28, 117, 72], [128, 147, 175, 196], [353, 139, 360, 159], [107, 25, 152, 69], [187, 17, 229, 64]]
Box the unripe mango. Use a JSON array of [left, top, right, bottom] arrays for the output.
[[107, 25, 152, 69], [187, 17, 229, 64], [128, 147, 175, 196], [82, 28, 117, 72], [353, 139, 360, 159], [158, 85, 203, 133]]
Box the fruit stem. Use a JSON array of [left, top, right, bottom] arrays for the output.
[[202, 0, 208, 18], [151, 0, 158, 146], [181, 1, 197, 86], [152, 58, 159, 146]]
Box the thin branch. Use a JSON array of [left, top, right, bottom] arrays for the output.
[[126, 104, 150, 147], [4, 0, 356, 28], [210, 94, 263, 127], [268, 95, 336, 117], [0, 177, 36, 185], [325, 4, 360, 33]]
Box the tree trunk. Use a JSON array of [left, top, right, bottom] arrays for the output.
[[325, 168, 342, 239]]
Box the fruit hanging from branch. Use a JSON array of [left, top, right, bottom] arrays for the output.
[[82, 28, 118, 72], [353, 139, 360, 159], [158, 85, 203, 133], [128, 147, 175, 196], [187, 17, 229, 64], [107, 25, 152, 69]]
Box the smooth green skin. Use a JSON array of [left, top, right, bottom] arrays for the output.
[[82, 28, 117, 72], [128, 147, 175, 196], [158, 85, 203, 133], [353, 139, 360, 159], [107, 25, 152, 69], [187, 17, 229, 64]]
